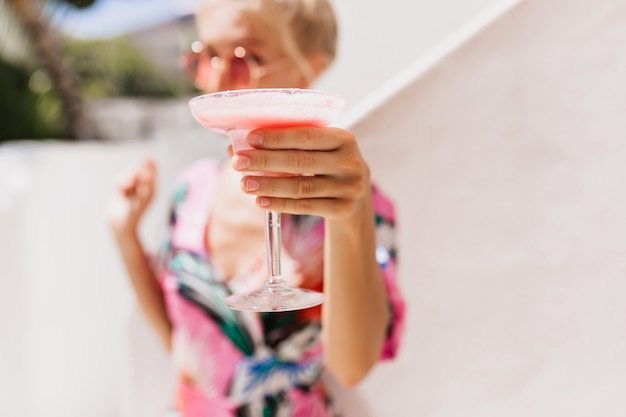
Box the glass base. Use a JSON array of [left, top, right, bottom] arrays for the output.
[[225, 281, 325, 312]]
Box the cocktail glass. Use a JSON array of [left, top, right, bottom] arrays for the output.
[[188, 88, 345, 312]]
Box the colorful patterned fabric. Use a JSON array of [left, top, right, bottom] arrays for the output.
[[155, 158, 405, 416]]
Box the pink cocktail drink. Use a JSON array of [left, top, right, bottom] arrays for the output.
[[189, 88, 345, 312], [197, 115, 327, 153], [195, 113, 328, 131], [190, 88, 345, 152]]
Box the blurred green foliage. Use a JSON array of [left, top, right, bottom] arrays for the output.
[[64, 37, 193, 99], [0, 0, 197, 142], [0, 59, 66, 140], [0, 35, 195, 142]]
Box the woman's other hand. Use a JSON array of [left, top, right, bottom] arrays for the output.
[[108, 158, 157, 239], [232, 126, 371, 220]]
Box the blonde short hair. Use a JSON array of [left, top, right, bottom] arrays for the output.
[[200, 0, 338, 67]]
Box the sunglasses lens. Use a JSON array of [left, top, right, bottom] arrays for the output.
[[182, 47, 257, 89], [230, 57, 251, 88]]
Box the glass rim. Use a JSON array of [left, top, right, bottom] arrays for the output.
[[188, 88, 347, 132], [188, 87, 346, 106]]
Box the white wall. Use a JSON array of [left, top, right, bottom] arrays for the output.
[[3, 0, 626, 415], [0, 133, 228, 416], [342, 0, 626, 415]]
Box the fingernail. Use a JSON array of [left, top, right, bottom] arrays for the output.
[[233, 155, 250, 170], [259, 197, 271, 207], [245, 178, 259, 191], [248, 133, 263, 146]]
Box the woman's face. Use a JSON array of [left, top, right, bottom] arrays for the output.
[[193, 2, 308, 93]]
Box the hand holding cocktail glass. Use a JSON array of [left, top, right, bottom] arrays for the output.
[[189, 88, 346, 312]]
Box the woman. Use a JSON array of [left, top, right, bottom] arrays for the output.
[[108, 0, 405, 415]]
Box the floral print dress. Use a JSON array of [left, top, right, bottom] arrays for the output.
[[155, 158, 405, 417]]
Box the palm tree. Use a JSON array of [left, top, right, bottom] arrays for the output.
[[1, 0, 97, 139]]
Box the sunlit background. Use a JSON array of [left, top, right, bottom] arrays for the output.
[[2, 0, 626, 416]]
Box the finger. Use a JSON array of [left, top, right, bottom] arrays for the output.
[[117, 174, 134, 192], [115, 158, 154, 191], [248, 126, 353, 151], [138, 158, 157, 184], [255, 196, 355, 218], [115, 171, 139, 196], [136, 159, 156, 195], [240, 175, 357, 200], [234, 149, 360, 176]]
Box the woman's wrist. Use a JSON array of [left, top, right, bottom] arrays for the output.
[[326, 188, 374, 232], [112, 226, 141, 247]]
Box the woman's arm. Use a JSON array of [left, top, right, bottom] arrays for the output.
[[108, 159, 172, 351], [114, 232, 172, 351], [232, 126, 390, 386], [322, 189, 389, 387]]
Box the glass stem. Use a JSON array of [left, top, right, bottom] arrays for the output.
[[265, 210, 284, 287]]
